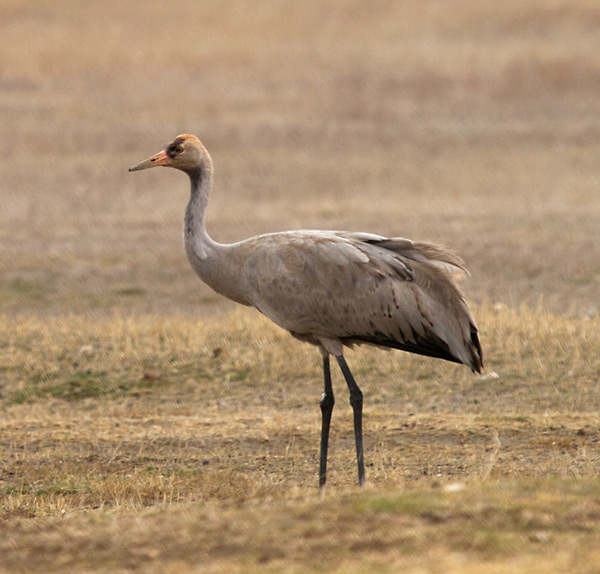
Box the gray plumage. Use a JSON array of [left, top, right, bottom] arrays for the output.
[[130, 134, 483, 488]]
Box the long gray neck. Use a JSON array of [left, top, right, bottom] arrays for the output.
[[182, 165, 251, 306], [183, 166, 219, 263]]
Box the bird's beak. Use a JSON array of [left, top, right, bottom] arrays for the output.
[[128, 149, 170, 172]]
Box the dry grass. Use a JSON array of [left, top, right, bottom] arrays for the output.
[[1, 307, 600, 572], [2, 479, 600, 574], [1, 304, 600, 417], [2, 0, 600, 572]]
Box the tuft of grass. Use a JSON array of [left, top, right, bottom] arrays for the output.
[[39, 370, 106, 401]]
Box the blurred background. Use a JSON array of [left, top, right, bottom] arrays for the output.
[[2, 0, 599, 318], [2, 6, 600, 568]]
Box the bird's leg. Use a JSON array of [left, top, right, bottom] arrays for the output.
[[319, 355, 335, 489], [336, 355, 365, 486]]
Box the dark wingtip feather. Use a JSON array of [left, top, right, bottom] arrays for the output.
[[349, 321, 483, 373], [469, 323, 484, 373], [348, 332, 464, 366]]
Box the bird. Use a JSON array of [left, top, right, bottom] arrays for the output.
[[129, 134, 483, 488]]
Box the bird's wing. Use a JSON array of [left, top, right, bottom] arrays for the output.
[[239, 230, 481, 370]]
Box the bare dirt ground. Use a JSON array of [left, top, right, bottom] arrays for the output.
[[2, 1, 600, 572]]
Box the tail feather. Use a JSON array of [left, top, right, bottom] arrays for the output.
[[365, 237, 469, 275]]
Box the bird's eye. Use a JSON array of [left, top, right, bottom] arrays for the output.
[[175, 146, 184, 154]]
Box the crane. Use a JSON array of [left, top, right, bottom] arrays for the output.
[[129, 134, 483, 488]]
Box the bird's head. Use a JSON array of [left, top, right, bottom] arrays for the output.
[[129, 134, 211, 175]]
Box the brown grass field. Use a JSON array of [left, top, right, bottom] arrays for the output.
[[2, 1, 600, 572]]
